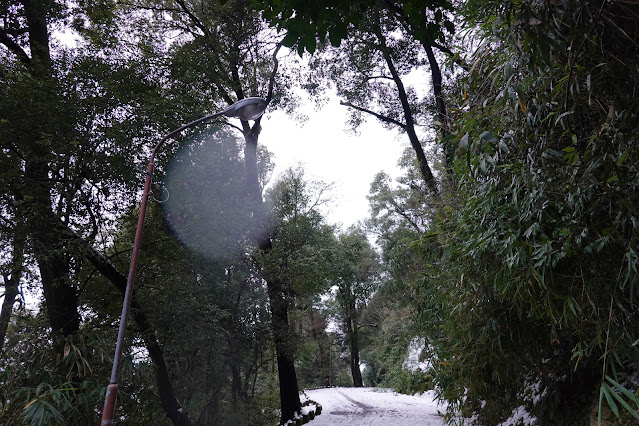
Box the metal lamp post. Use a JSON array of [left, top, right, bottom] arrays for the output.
[[101, 97, 268, 425]]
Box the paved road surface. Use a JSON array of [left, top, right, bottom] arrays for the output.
[[305, 387, 447, 426]]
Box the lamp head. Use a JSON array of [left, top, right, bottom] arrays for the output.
[[223, 97, 268, 121]]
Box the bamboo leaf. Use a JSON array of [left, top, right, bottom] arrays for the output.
[[599, 385, 605, 425], [605, 376, 639, 412], [608, 389, 639, 420], [601, 383, 620, 417]]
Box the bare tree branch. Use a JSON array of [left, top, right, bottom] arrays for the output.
[[119, 2, 183, 14], [223, 121, 244, 133], [265, 42, 282, 105], [253, 41, 282, 130], [431, 41, 470, 71], [174, 0, 210, 37], [0, 30, 31, 64], [339, 100, 407, 129], [365, 74, 394, 81]]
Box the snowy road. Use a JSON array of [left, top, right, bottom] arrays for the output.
[[304, 387, 447, 425]]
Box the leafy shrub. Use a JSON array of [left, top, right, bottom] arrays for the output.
[[417, 0, 639, 423]]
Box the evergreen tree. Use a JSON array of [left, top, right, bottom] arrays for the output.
[[330, 227, 381, 387]]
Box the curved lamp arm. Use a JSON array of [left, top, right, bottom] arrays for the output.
[[101, 97, 267, 426], [152, 96, 268, 159]]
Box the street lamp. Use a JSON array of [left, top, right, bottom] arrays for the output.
[[101, 97, 267, 425]]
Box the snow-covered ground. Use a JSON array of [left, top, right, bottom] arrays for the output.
[[304, 387, 447, 425]]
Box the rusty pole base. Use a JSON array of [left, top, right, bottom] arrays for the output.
[[101, 383, 119, 425]]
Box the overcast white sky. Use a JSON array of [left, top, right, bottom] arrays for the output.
[[260, 96, 408, 229]]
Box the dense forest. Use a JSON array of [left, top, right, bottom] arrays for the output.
[[1, 0, 637, 425]]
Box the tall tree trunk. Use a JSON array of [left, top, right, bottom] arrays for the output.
[[25, 158, 81, 345], [244, 346, 258, 400], [345, 302, 363, 387], [37, 254, 80, 339], [421, 38, 453, 173], [373, 24, 439, 195], [85, 247, 192, 426], [0, 273, 20, 351], [386, 3, 456, 177], [23, 0, 51, 69], [0, 230, 25, 351], [328, 342, 333, 387], [266, 276, 302, 421], [229, 280, 248, 405], [141, 313, 192, 426], [20, 0, 81, 349], [231, 364, 242, 406], [244, 127, 302, 423]]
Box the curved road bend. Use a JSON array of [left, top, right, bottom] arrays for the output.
[[305, 387, 446, 426]]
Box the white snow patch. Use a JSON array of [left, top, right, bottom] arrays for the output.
[[305, 387, 446, 425], [499, 405, 536, 426], [402, 338, 433, 372], [281, 401, 320, 426], [325, 319, 341, 334], [497, 375, 544, 425], [523, 379, 546, 405]]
